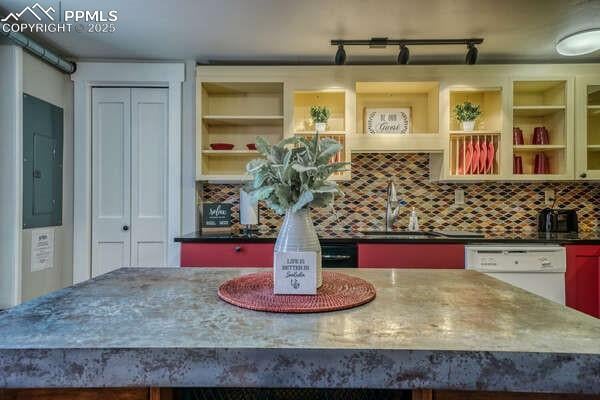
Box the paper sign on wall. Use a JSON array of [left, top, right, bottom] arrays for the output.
[[31, 229, 54, 272], [274, 251, 317, 295]]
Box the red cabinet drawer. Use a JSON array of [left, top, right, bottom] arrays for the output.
[[565, 245, 600, 318], [358, 243, 464, 268], [181, 243, 274, 267]]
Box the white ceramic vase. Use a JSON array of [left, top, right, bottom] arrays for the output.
[[462, 120, 476, 131], [274, 208, 322, 288], [315, 122, 327, 133]]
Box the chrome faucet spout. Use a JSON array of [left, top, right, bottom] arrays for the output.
[[385, 179, 401, 232]]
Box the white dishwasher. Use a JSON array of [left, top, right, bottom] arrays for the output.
[[465, 245, 566, 304]]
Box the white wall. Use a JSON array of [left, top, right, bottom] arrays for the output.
[[20, 52, 74, 302], [0, 45, 22, 309]]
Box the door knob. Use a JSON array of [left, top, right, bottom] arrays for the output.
[[580, 172, 587, 178], [234, 246, 241, 252], [122, 225, 129, 231]]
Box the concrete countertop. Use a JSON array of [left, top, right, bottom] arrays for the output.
[[0, 267, 599, 393]]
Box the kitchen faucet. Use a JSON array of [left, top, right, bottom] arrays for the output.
[[385, 179, 401, 232]]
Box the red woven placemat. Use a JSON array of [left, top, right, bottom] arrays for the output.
[[217, 271, 376, 313]]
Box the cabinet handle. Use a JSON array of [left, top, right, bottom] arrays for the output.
[[322, 254, 352, 260], [580, 172, 587, 178], [234, 246, 242, 252], [122, 225, 129, 231]]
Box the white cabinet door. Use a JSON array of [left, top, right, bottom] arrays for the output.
[[575, 76, 600, 180], [130, 88, 168, 266], [91, 88, 131, 277]]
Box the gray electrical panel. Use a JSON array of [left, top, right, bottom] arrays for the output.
[[22, 93, 63, 229]]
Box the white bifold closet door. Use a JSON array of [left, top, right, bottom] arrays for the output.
[[91, 87, 168, 277]]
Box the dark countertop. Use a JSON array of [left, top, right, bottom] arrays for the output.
[[175, 229, 600, 244], [1, 267, 599, 393]]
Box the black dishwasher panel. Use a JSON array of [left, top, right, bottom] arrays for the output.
[[321, 243, 357, 268]]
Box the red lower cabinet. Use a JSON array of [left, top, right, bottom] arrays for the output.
[[181, 243, 274, 267], [565, 245, 600, 318], [358, 243, 465, 268]]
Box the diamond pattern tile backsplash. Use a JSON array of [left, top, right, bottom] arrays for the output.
[[199, 153, 600, 233]]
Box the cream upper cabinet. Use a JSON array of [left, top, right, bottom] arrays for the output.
[[575, 76, 600, 180], [349, 81, 442, 153], [195, 65, 600, 184], [196, 81, 284, 181], [441, 82, 505, 181], [509, 77, 574, 180], [291, 89, 351, 181]]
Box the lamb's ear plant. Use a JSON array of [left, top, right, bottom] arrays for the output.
[[310, 106, 331, 124], [454, 101, 482, 122], [244, 135, 349, 214]]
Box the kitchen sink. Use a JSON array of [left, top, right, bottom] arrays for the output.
[[360, 230, 443, 237]]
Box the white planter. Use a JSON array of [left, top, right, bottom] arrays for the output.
[[274, 208, 322, 293], [315, 122, 327, 133], [461, 120, 476, 131]]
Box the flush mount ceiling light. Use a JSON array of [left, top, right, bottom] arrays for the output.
[[556, 29, 600, 56], [331, 37, 483, 65]]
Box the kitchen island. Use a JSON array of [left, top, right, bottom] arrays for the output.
[[1, 268, 599, 398]]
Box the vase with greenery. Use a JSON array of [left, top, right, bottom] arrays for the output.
[[245, 135, 348, 289], [454, 101, 481, 131], [310, 105, 331, 133]]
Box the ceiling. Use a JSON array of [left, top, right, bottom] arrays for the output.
[[1, 0, 600, 64]]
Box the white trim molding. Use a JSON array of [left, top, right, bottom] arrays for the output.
[[0, 45, 23, 308], [72, 62, 184, 283]]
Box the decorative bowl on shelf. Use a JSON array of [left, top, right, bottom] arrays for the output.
[[246, 143, 257, 150], [210, 143, 234, 150]]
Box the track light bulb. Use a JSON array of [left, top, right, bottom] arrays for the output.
[[397, 45, 410, 64], [465, 44, 478, 65], [334, 44, 346, 65]]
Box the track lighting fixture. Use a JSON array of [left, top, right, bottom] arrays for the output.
[[334, 44, 346, 65], [465, 43, 478, 65], [331, 37, 483, 65], [397, 45, 410, 65]]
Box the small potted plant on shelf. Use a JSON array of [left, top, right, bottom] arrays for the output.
[[310, 105, 331, 133], [454, 101, 481, 131], [245, 135, 348, 294]]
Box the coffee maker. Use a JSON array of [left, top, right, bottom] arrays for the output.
[[538, 208, 578, 233]]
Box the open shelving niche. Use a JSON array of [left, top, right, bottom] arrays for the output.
[[197, 82, 284, 181], [351, 81, 442, 153], [292, 90, 350, 181], [447, 88, 502, 178], [512, 80, 567, 177]]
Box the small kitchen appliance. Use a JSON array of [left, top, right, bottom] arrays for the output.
[[466, 245, 566, 304], [537, 208, 578, 233]]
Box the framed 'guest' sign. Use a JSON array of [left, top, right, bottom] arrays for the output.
[[365, 108, 411, 134]]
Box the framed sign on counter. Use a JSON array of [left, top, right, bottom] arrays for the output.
[[201, 203, 232, 234]]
